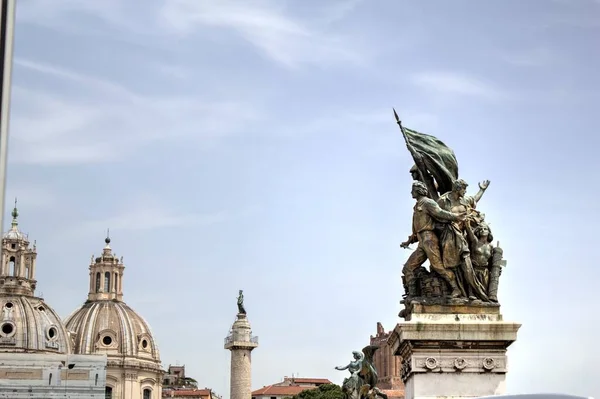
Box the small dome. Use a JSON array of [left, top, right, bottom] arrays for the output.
[[65, 300, 161, 369], [3, 201, 27, 242], [3, 227, 26, 241], [0, 296, 70, 353]]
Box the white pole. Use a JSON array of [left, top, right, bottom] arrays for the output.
[[0, 0, 16, 251]]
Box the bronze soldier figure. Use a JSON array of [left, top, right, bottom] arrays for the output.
[[400, 181, 464, 299]]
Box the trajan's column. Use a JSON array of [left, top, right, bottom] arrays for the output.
[[224, 290, 258, 399]]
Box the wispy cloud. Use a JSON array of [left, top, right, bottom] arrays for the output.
[[4, 183, 58, 212], [279, 108, 438, 137], [541, 0, 600, 29], [157, 0, 365, 69], [16, 0, 158, 37], [501, 47, 555, 67], [10, 59, 261, 165], [153, 63, 191, 80], [411, 71, 504, 100], [76, 201, 261, 233], [83, 206, 230, 232], [314, 0, 364, 25], [18, 0, 367, 70]]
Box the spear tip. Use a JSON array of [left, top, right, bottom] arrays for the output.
[[392, 108, 401, 123]]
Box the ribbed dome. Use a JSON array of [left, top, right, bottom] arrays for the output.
[[65, 300, 161, 370], [0, 295, 70, 353]]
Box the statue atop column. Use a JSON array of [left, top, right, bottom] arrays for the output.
[[393, 109, 507, 318], [237, 290, 246, 315]]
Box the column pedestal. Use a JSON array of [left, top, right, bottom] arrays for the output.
[[388, 303, 520, 399]]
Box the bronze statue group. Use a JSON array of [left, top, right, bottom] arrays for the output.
[[335, 114, 507, 399], [395, 118, 506, 308], [400, 176, 505, 306]]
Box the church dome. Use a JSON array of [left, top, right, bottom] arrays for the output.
[[64, 236, 162, 378], [0, 295, 71, 353], [0, 204, 70, 354], [64, 300, 161, 367]]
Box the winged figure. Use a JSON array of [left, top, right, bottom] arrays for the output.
[[335, 346, 388, 399]]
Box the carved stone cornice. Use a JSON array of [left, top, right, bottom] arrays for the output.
[[106, 358, 164, 373], [400, 352, 507, 382], [123, 371, 138, 380], [389, 317, 520, 357]]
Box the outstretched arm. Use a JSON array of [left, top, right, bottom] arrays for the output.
[[473, 180, 490, 204], [400, 233, 418, 249]]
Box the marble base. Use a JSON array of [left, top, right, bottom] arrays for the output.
[[388, 304, 520, 399]]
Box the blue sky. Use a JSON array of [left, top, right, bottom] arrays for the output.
[[5, 0, 600, 397]]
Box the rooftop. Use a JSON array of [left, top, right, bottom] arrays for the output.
[[284, 378, 332, 385], [252, 385, 318, 397], [163, 388, 213, 397]]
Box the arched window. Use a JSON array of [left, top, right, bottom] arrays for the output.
[[48, 373, 53, 385], [95, 373, 98, 386], [143, 388, 152, 399], [9, 257, 15, 276], [105, 386, 113, 399], [104, 272, 110, 292], [114, 272, 118, 292], [96, 272, 101, 292]]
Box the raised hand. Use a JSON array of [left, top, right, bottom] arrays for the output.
[[479, 180, 491, 190]]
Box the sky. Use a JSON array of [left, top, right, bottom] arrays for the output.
[[4, 0, 600, 397]]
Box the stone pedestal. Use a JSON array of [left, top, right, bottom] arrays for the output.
[[387, 304, 520, 399]]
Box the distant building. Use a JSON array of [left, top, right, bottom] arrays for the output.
[[0, 353, 107, 398], [252, 376, 332, 399], [161, 364, 222, 399], [275, 377, 331, 387], [370, 322, 404, 399], [163, 364, 198, 389], [162, 388, 221, 399]]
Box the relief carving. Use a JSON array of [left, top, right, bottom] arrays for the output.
[[482, 357, 496, 371], [423, 357, 438, 370], [405, 354, 505, 375], [453, 357, 467, 370]]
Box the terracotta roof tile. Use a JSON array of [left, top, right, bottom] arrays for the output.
[[252, 385, 318, 396], [290, 378, 332, 384], [163, 389, 212, 397]]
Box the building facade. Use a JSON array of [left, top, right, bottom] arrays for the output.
[[162, 388, 219, 399], [0, 206, 107, 398], [370, 322, 404, 399], [0, 353, 107, 398], [163, 365, 188, 388], [65, 236, 163, 399]]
